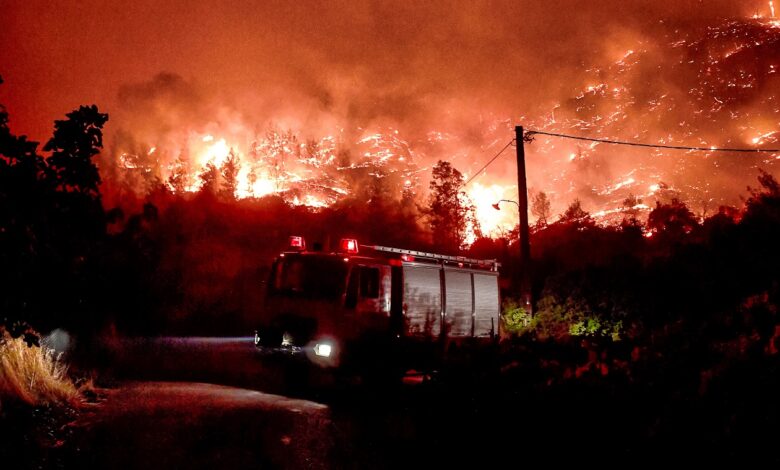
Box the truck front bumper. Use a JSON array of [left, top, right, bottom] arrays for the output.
[[253, 331, 339, 367]]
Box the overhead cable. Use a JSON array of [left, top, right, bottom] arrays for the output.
[[525, 129, 780, 153]]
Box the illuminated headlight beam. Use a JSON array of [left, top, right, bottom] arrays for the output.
[[313, 343, 332, 358]]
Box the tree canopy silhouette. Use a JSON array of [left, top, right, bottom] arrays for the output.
[[44, 105, 107, 196], [423, 160, 476, 253], [531, 191, 551, 227], [0, 79, 109, 332]]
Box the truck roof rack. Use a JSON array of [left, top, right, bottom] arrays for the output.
[[361, 244, 500, 272]]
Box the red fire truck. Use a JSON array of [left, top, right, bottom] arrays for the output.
[[254, 236, 501, 375]]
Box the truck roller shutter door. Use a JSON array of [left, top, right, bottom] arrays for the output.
[[402, 265, 442, 339], [444, 270, 473, 338], [473, 273, 500, 337]]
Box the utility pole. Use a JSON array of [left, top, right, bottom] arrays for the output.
[[515, 126, 532, 313]]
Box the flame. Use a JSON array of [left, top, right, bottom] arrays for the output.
[[198, 137, 231, 168], [467, 182, 517, 236], [111, 8, 780, 244]]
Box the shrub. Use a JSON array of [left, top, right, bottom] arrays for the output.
[[569, 317, 624, 341], [501, 298, 533, 336], [523, 295, 625, 342], [0, 332, 78, 407]]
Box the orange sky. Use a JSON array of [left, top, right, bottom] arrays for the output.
[[0, 0, 762, 143]]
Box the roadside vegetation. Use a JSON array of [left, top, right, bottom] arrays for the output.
[[0, 326, 84, 469], [0, 331, 78, 407]]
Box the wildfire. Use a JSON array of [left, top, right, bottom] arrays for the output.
[[198, 136, 231, 167], [467, 182, 518, 236], [112, 7, 780, 245]]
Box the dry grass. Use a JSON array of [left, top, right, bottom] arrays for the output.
[[0, 334, 78, 407]]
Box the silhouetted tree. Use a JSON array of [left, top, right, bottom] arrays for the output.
[[0, 76, 48, 329], [0, 84, 110, 332], [424, 161, 473, 253], [647, 197, 698, 240], [198, 162, 219, 195], [219, 149, 240, 200], [558, 198, 592, 226], [621, 193, 643, 227], [43, 105, 108, 244], [44, 105, 107, 196], [748, 169, 780, 199], [531, 191, 552, 228], [43, 106, 108, 331], [167, 152, 191, 193]]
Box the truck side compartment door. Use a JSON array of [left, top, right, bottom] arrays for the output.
[[473, 273, 500, 338], [402, 264, 442, 339], [443, 269, 473, 338]]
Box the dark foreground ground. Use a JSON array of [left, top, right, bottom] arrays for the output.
[[72, 381, 332, 469], [64, 336, 509, 469], [20, 335, 780, 469]]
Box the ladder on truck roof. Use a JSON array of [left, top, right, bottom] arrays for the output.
[[361, 244, 500, 272]]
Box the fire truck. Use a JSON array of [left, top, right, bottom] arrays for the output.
[[254, 236, 501, 376]]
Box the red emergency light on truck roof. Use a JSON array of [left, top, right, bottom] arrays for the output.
[[287, 236, 359, 254], [289, 235, 306, 251], [339, 238, 359, 254]]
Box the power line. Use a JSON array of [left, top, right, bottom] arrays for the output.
[[463, 139, 515, 186], [525, 129, 780, 153], [413, 139, 515, 222], [416, 127, 778, 225]]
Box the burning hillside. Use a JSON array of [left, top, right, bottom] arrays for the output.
[[523, 8, 780, 224], [104, 5, 780, 236]]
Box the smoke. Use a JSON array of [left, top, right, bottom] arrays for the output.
[[13, 0, 765, 225]]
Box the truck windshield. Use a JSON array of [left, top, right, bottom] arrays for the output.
[[270, 255, 348, 300]]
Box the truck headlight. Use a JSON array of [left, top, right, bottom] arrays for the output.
[[313, 343, 332, 358]]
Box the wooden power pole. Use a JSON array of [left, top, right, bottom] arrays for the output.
[[515, 126, 533, 312]]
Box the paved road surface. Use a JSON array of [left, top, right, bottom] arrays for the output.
[[73, 381, 334, 469], [69, 336, 497, 468]]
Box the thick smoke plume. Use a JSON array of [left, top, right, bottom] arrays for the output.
[[3, 0, 776, 231]]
